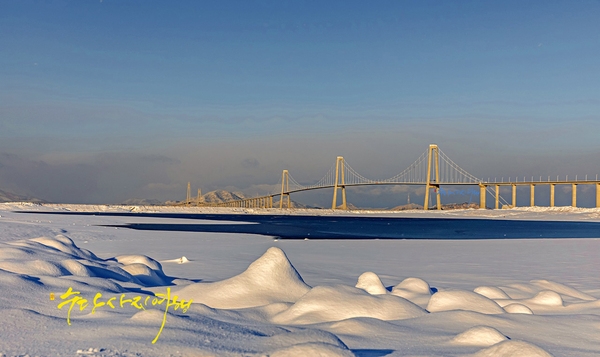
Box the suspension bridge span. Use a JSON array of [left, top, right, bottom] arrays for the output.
[[187, 144, 600, 210]]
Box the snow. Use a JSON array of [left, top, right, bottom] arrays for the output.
[[172, 247, 311, 309], [1, 203, 600, 356], [472, 340, 553, 357], [355, 272, 388, 295], [450, 325, 508, 346], [426, 290, 505, 314], [270, 284, 427, 325]]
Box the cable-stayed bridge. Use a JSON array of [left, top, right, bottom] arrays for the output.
[[190, 144, 600, 210]]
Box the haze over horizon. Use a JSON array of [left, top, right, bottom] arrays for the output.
[[1, 1, 599, 207]]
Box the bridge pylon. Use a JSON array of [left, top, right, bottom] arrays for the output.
[[332, 156, 347, 210], [280, 170, 291, 209], [424, 144, 442, 210], [186, 182, 191, 207]]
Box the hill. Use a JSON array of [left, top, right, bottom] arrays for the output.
[[120, 198, 163, 205], [391, 202, 479, 210], [0, 189, 45, 203], [201, 190, 247, 204]]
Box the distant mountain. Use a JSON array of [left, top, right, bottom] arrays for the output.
[[201, 190, 247, 204], [391, 203, 423, 210], [176, 190, 320, 208], [273, 199, 317, 209], [440, 202, 480, 210], [391, 202, 479, 210], [0, 189, 45, 203], [120, 198, 163, 205]]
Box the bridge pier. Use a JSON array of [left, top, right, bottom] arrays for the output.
[[530, 184, 535, 207], [424, 185, 441, 210], [495, 185, 500, 209], [572, 184, 577, 207], [479, 184, 486, 209], [512, 184, 516, 207], [550, 184, 555, 207], [597, 183, 600, 208]]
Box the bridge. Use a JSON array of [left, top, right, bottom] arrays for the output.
[[188, 144, 600, 210]]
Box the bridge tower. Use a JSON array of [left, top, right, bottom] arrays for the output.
[[280, 170, 291, 208], [186, 182, 191, 207], [332, 156, 347, 210], [424, 144, 442, 210]]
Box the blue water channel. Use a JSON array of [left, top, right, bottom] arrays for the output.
[[19, 211, 600, 239]]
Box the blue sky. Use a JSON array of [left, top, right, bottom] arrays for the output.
[[1, 0, 599, 206]]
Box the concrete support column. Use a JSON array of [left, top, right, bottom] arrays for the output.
[[597, 183, 600, 208], [479, 184, 486, 209], [495, 185, 500, 209], [512, 184, 517, 207], [530, 184, 535, 207], [572, 184, 577, 207], [550, 184, 555, 207]]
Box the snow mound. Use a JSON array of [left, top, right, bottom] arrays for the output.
[[60, 259, 95, 277], [504, 303, 534, 314], [451, 325, 508, 346], [71, 260, 138, 283], [500, 279, 595, 301], [427, 290, 504, 314], [355, 272, 387, 295], [0, 235, 174, 288], [393, 277, 432, 295], [114, 254, 163, 272], [472, 340, 553, 357], [114, 254, 169, 286], [174, 247, 311, 309], [0, 259, 68, 277], [493, 281, 597, 313], [120, 263, 169, 286], [30, 235, 97, 260], [531, 279, 596, 301], [0, 246, 36, 260], [527, 290, 564, 307], [161, 256, 191, 264], [269, 342, 355, 357], [271, 285, 427, 325], [391, 277, 432, 307], [474, 286, 510, 300]]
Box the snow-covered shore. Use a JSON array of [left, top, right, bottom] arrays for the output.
[[0, 203, 599, 356], [5, 201, 600, 220]]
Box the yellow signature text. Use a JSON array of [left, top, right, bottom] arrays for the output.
[[55, 287, 192, 343]]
